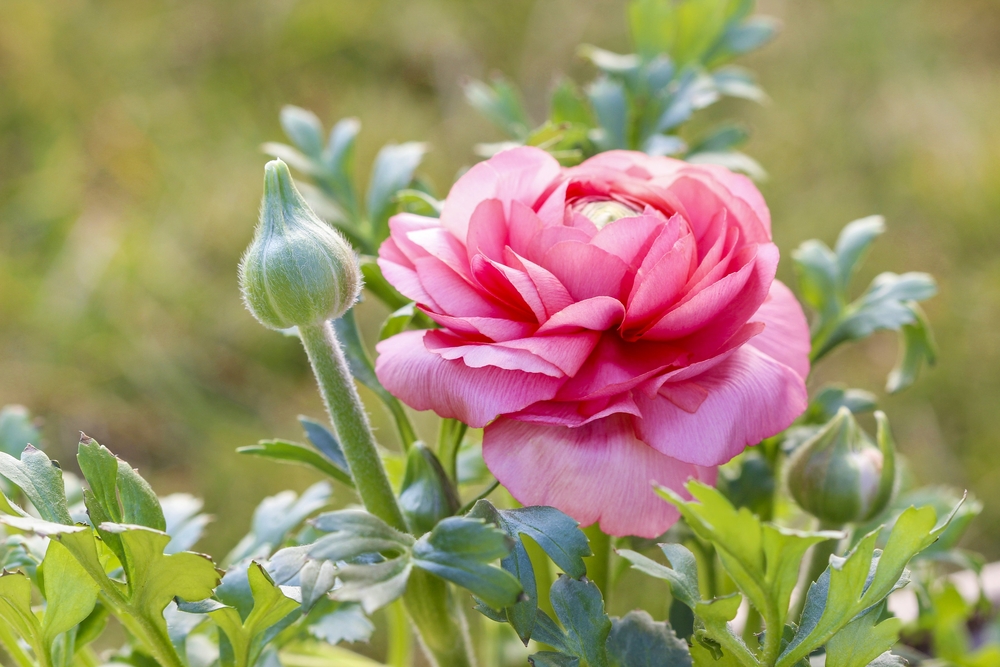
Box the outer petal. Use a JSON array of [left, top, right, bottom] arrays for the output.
[[747, 280, 811, 380], [483, 415, 716, 538], [374, 330, 562, 428], [634, 344, 808, 466], [440, 147, 561, 240]]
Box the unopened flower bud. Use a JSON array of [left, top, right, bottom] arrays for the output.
[[239, 159, 361, 330], [576, 200, 642, 229], [787, 407, 896, 524]]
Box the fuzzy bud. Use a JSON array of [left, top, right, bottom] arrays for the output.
[[239, 159, 361, 330], [787, 407, 897, 524]]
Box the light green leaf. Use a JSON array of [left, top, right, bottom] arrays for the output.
[[824, 603, 901, 667], [41, 540, 100, 644], [693, 594, 757, 667], [0, 444, 73, 525], [0, 572, 44, 659], [378, 303, 417, 342], [237, 440, 353, 487], [463, 76, 531, 140]]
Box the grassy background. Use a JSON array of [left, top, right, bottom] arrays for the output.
[[1, 0, 999, 565]]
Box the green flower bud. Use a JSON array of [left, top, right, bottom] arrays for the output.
[[787, 407, 897, 524], [239, 159, 361, 330], [398, 442, 460, 535]]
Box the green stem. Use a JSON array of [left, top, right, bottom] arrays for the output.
[[742, 605, 762, 648], [790, 521, 842, 624], [583, 524, 612, 607], [385, 600, 412, 667], [0, 622, 35, 667], [403, 570, 476, 667], [436, 418, 467, 483], [299, 321, 407, 532]]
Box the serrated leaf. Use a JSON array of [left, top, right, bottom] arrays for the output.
[[606, 610, 692, 667], [412, 517, 522, 610], [366, 142, 427, 238], [0, 444, 73, 525], [238, 440, 353, 487], [693, 594, 756, 667], [777, 501, 963, 667], [336, 556, 413, 614], [207, 562, 300, 667], [548, 575, 611, 667], [226, 482, 332, 564], [824, 603, 901, 667], [77, 436, 122, 523], [0, 405, 39, 457], [617, 542, 701, 610], [464, 76, 531, 140]]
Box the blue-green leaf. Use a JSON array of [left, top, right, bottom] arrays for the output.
[[606, 610, 692, 667], [366, 142, 427, 238]]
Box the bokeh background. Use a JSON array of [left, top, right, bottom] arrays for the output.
[[1, 0, 999, 562]]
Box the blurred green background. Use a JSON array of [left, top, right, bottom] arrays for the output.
[[1, 0, 999, 561]]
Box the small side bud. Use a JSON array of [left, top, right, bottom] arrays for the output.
[[787, 407, 896, 524], [398, 443, 460, 535], [239, 159, 361, 330]]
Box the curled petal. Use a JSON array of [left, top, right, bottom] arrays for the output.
[[634, 345, 808, 466], [483, 415, 716, 538], [375, 330, 562, 428]]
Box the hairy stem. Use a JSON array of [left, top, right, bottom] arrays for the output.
[[299, 321, 407, 532]]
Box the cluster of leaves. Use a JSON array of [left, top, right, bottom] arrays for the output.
[[793, 215, 938, 392], [464, 0, 777, 174]]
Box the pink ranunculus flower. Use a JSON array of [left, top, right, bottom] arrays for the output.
[[374, 147, 810, 538]]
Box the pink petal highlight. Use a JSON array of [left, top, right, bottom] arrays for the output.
[[483, 415, 716, 538]]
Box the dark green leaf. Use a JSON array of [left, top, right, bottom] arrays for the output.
[[238, 440, 353, 487], [606, 610, 692, 667], [398, 443, 459, 535], [886, 304, 936, 393], [549, 575, 611, 667], [530, 652, 580, 667], [412, 517, 522, 611]]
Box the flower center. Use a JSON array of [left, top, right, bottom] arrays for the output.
[[576, 200, 642, 229]]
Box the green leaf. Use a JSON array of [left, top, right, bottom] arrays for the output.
[[824, 603, 901, 667], [711, 16, 780, 61], [548, 575, 611, 667], [40, 539, 100, 645], [693, 594, 756, 667], [550, 78, 594, 127], [657, 72, 720, 133], [412, 517, 522, 611], [226, 482, 332, 564], [886, 303, 936, 393], [207, 562, 300, 667], [280, 106, 325, 159], [394, 189, 442, 217], [0, 572, 44, 660], [629, 0, 675, 61], [321, 117, 362, 220], [530, 652, 580, 667], [617, 543, 701, 610], [366, 141, 428, 238], [776, 501, 963, 667], [804, 385, 878, 424], [671, 0, 728, 65], [378, 303, 417, 342], [833, 216, 885, 290], [298, 415, 350, 473], [308, 601, 375, 645], [116, 458, 166, 531], [659, 482, 838, 632], [0, 444, 73, 525], [359, 256, 410, 310], [464, 76, 531, 140], [588, 78, 629, 150], [713, 66, 767, 103], [468, 500, 590, 643], [398, 443, 459, 535], [77, 436, 123, 523], [792, 239, 842, 328], [0, 405, 39, 457], [687, 123, 748, 155], [606, 610, 692, 667], [237, 440, 354, 487]]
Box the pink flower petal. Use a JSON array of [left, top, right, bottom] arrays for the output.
[[510, 393, 642, 427], [466, 199, 509, 263], [440, 147, 561, 240], [424, 330, 564, 377], [414, 256, 508, 319], [589, 213, 667, 270], [747, 280, 811, 380], [542, 241, 629, 301], [422, 311, 536, 342], [535, 297, 626, 335], [375, 331, 562, 428], [634, 345, 808, 466], [483, 415, 716, 538]]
